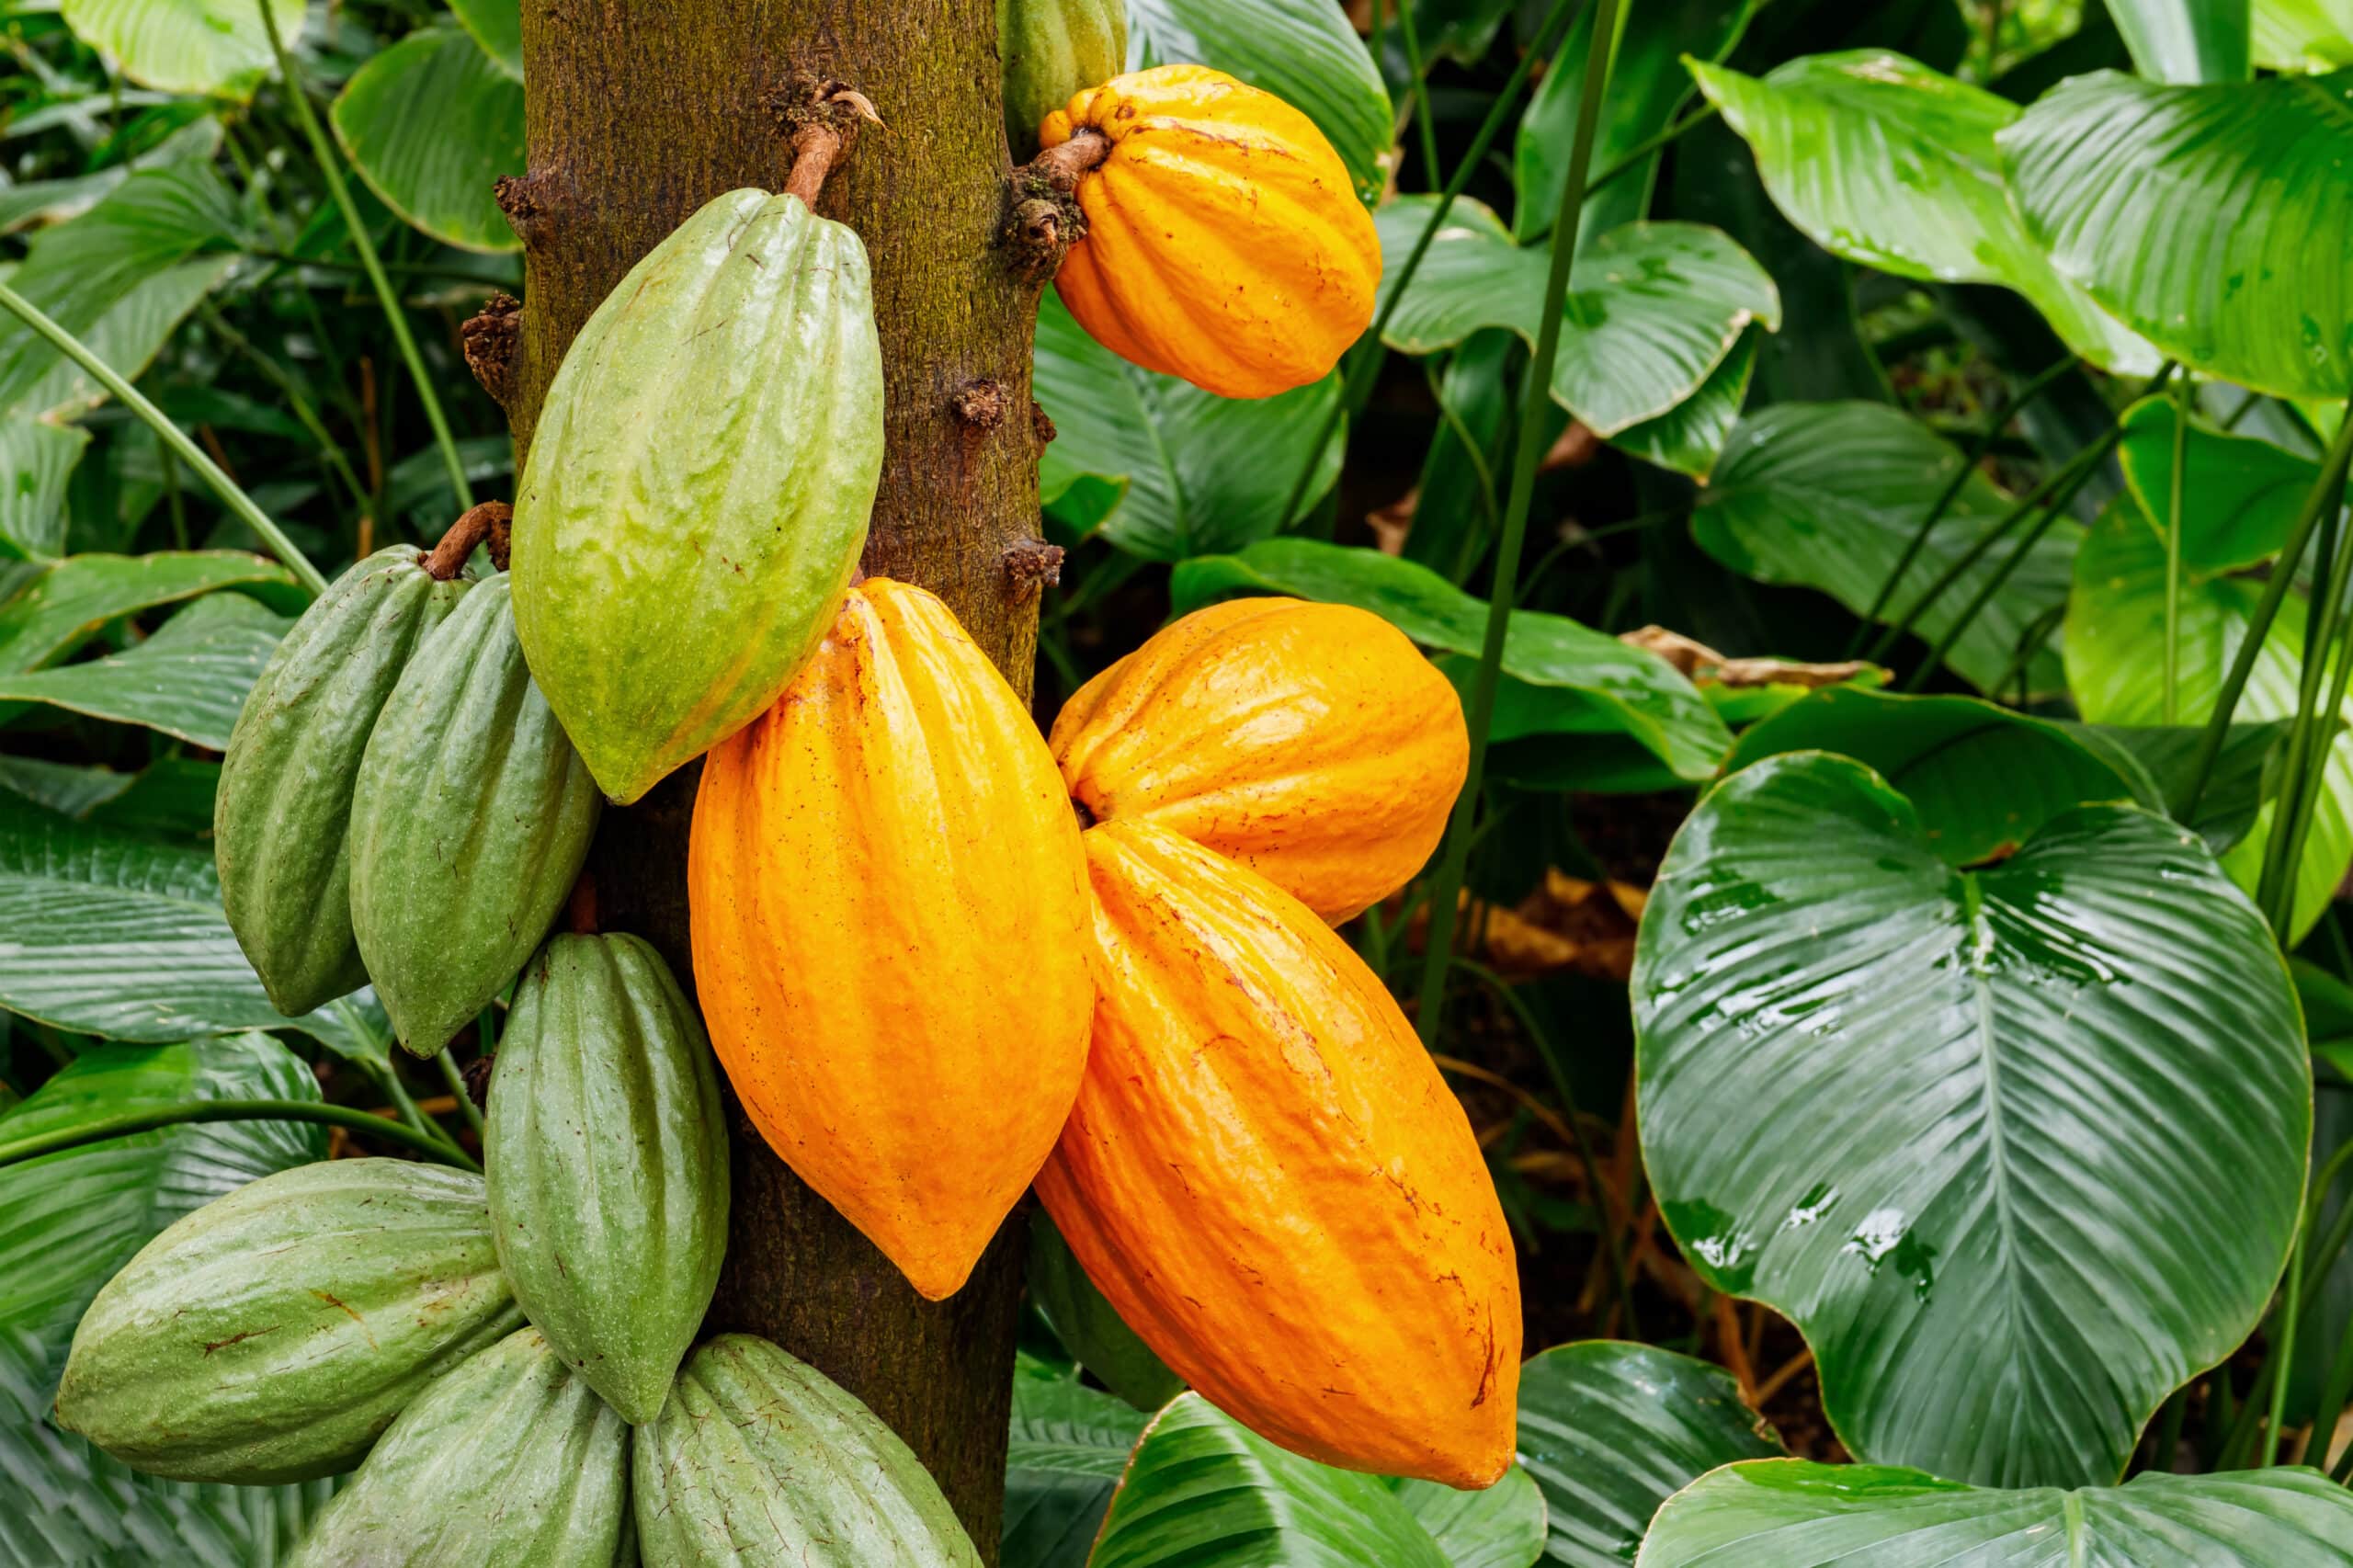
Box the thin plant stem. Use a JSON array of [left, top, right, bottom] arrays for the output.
[[437, 1048, 486, 1141], [2216, 1140, 2353, 1467], [198, 300, 374, 525], [1864, 451, 2082, 666], [2267, 1232, 2310, 1466], [1585, 102, 1718, 197], [0, 1099, 480, 1169], [2149, 1387, 2189, 1473], [0, 279, 327, 595], [1390, 0, 1443, 193], [257, 1, 472, 511], [2165, 374, 2191, 722], [2258, 495, 2353, 930], [2310, 1295, 2353, 1471], [1424, 357, 1501, 528], [1415, 0, 1624, 1045]]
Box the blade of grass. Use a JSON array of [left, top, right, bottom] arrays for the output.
[[0, 1098, 480, 1170], [2165, 373, 2191, 722]]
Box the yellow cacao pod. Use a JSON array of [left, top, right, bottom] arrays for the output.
[[1051, 597, 1468, 923], [1038, 819, 1521, 1487], [688, 579, 1094, 1301]]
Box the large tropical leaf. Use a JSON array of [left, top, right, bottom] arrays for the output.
[[448, 0, 523, 78], [1170, 539, 1732, 781], [2256, 0, 2353, 68], [1690, 402, 2075, 694], [1002, 1359, 1149, 1568], [2002, 68, 2353, 399], [331, 28, 525, 253], [0, 593, 290, 750], [1608, 327, 1759, 480], [57, 0, 307, 98], [1031, 294, 1342, 562], [0, 420, 87, 562], [2113, 394, 2320, 574], [1688, 51, 2157, 373], [1376, 199, 1780, 436], [1635, 1461, 2353, 1566], [1088, 1394, 1449, 1568], [0, 553, 301, 678], [1393, 1467, 1545, 1568], [1632, 752, 2309, 1487], [1517, 1343, 1778, 1568], [2109, 0, 2253, 81]]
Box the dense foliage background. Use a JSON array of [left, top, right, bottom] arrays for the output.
[[4, 0, 2353, 1562]]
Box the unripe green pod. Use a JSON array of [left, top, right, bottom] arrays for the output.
[[998, 0, 1127, 159], [1027, 1208, 1183, 1411], [486, 932, 729, 1425], [348, 574, 601, 1058], [287, 1327, 631, 1567], [635, 1335, 983, 1567], [511, 187, 882, 805], [55, 1160, 520, 1483], [215, 547, 470, 1016]]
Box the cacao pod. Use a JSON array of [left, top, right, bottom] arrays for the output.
[[1041, 65, 1380, 399], [1027, 1208, 1183, 1411], [688, 579, 1093, 1301], [998, 0, 1126, 161], [287, 1327, 630, 1568], [215, 547, 470, 1016], [1051, 595, 1468, 923], [512, 187, 882, 805], [348, 574, 601, 1058], [55, 1159, 521, 1483], [486, 932, 729, 1426], [1037, 820, 1520, 1487], [634, 1335, 982, 1567]]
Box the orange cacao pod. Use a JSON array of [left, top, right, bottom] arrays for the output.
[[1041, 65, 1380, 399], [1037, 819, 1520, 1486], [688, 579, 1094, 1301], [1050, 597, 1468, 923]]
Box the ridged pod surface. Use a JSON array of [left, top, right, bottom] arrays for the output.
[[1040, 65, 1380, 398], [215, 547, 470, 1015], [1027, 1208, 1184, 1411], [348, 574, 601, 1057], [1050, 596, 1468, 923], [998, 0, 1126, 160], [288, 1327, 630, 1568], [634, 1335, 982, 1567], [486, 932, 728, 1425], [55, 1160, 521, 1483], [512, 187, 882, 804], [688, 579, 1093, 1300], [1037, 820, 1521, 1486]]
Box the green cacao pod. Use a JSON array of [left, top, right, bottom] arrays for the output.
[[1027, 1209, 1183, 1411], [634, 1335, 982, 1567], [349, 573, 601, 1057], [998, 0, 1127, 159], [287, 1326, 631, 1567], [486, 932, 729, 1425], [215, 546, 470, 1016], [55, 1159, 521, 1483], [511, 187, 882, 806]]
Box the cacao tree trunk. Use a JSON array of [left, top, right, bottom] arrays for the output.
[[489, 5, 1046, 1553]]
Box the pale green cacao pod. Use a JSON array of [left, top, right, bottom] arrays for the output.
[[1028, 1208, 1183, 1411], [998, 0, 1127, 158], [349, 574, 601, 1057], [54, 1160, 521, 1483], [287, 1327, 631, 1567], [634, 1335, 983, 1567], [486, 932, 729, 1425], [511, 187, 882, 805], [216, 547, 471, 1016]]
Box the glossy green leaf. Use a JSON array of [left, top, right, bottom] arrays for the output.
[[2066, 498, 2353, 940], [0, 418, 87, 562], [1125, 0, 1392, 201], [1688, 51, 2157, 373], [331, 28, 525, 253], [2114, 394, 2320, 574], [1089, 1393, 1449, 1568], [84, 757, 221, 842], [2002, 68, 2353, 399], [2073, 720, 2297, 857], [1392, 1466, 1545, 1568], [1002, 1359, 1148, 1568], [0, 756, 142, 821], [1377, 199, 1780, 437], [1516, 1342, 1778, 1568], [1635, 1460, 2353, 1566], [1722, 687, 2154, 864], [1031, 294, 1342, 562], [0, 553, 301, 677], [0, 120, 222, 236], [1633, 752, 2309, 1486], [1608, 327, 1758, 480], [2256, 0, 2353, 68], [449, 0, 523, 78], [1691, 402, 2075, 694], [1170, 539, 1732, 781], [0, 593, 289, 749], [2109, 0, 2252, 81], [58, 0, 307, 98]]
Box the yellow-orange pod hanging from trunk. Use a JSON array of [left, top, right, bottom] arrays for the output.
[[1040, 65, 1380, 400], [1050, 597, 1468, 924], [688, 579, 1095, 1301], [1037, 819, 1520, 1487]]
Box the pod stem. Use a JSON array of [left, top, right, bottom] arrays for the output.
[[424, 500, 514, 580], [780, 82, 882, 206], [1003, 131, 1110, 282]]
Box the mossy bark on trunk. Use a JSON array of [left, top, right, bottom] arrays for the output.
[[496, 4, 1045, 1554]]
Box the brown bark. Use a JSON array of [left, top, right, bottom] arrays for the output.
[[501, 4, 1045, 1554]]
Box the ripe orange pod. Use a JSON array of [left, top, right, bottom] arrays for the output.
[[1051, 597, 1469, 924], [688, 579, 1095, 1301], [1040, 65, 1381, 399], [1038, 818, 1520, 1487]]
